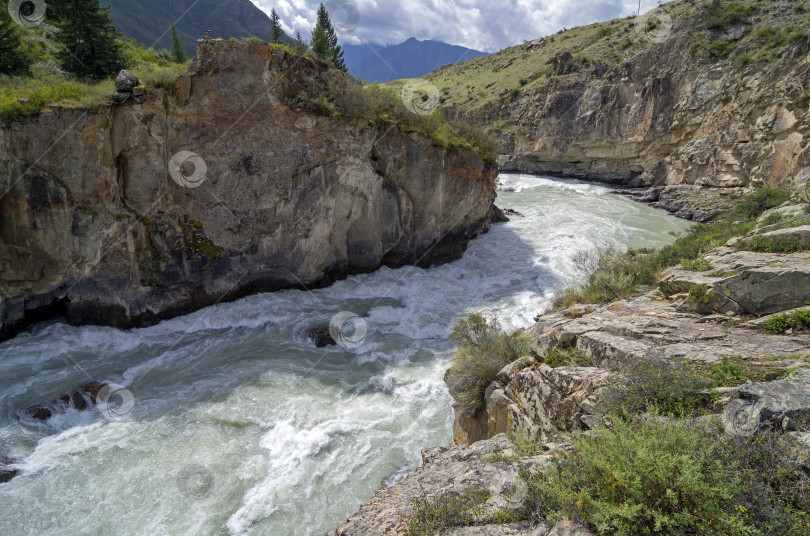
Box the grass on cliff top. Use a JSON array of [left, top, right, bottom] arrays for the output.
[[294, 72, 500, 165], [553, 188, 791, 310], [0, 33, 188, 123]]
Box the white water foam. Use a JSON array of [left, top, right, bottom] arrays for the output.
[[0, 175, 693, 536]]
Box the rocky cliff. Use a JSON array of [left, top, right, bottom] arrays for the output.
[[425, 0, 810, 220], [0, 41, 498, 341]]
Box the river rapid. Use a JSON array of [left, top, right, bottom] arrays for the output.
[[0, 174, 693, 536]]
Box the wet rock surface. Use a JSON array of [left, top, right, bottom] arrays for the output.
[[20, 381, 108, 421], [0, 454, 16, 484], [306, 324, 335, 348]]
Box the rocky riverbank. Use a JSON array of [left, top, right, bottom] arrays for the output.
[[0, 41, 498, 341], [333, 199, 810, 535]]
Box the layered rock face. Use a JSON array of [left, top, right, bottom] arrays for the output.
[[440, 9, 810, 218], [0, 41, 498, 340], [453, 287, 810, 446]]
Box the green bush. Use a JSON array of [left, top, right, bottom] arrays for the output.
[[681, 257, 714, 271], [738, 235, 810, 253], [544, 346, 595, 368], [0, 34, 186, 122], [597, 26, 615, 39], [709, 39, 735, 59], [764, 314, 793, 334], [446, 313, 531, 411], [763, 310, 810, 333], [325, 76, 499, 165], [522, 415, 809, 535], [794, 309, 810, 327], [708, 356, 748, 386], [404, 489, 490, 536], [732, 187, 791, 221], [599, 354, 713, 417], [688, 284, 709, 303], [705, 1, 757, 32]]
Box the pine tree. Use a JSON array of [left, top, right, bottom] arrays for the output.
[[170, 24, 186, 63], [0, 7, 31, 75], [293, 31, 306, 53], [50, 0, 126, 79], [269, 9, 283, 44], [310, 24, 330, 60], [312, 3, 346, 72]]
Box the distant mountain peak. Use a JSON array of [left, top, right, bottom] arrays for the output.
[[342, 37, 489, 83]]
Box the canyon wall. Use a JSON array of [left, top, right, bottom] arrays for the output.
[[435, 3, 810, 219], [0, 41, 498, 340]]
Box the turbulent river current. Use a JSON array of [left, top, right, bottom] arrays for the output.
[[0, 174, 693, 536]]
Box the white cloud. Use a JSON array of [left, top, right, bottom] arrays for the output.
[[250, 0, 669, 51]]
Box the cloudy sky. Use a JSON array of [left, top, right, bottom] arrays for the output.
[[250, 0, 665, 52]]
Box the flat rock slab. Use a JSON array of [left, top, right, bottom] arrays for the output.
[[527, 294, 810, 366], [660, 248, 810, 316]]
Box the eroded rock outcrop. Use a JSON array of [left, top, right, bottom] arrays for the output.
[[0, 41, 498, 340], [333, 434, 591, 536], [453, 360, 612, 445], [437, 5, 810, 221], [453, 288, 810, 444]]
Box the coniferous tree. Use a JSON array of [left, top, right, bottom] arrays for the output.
[[293, 30, 306, 53], [310, 24, 330, 60], [0, 7, 32, 75], [312, 3, 346, 72], [49, 0, 126, 79], [170, 24, 186, 63], [269, 9, 283, 44]]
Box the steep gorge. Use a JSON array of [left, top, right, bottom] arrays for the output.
[[427, 0, 810, 220], [0, 41, 498, 341]]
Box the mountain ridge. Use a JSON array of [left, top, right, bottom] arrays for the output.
[[101, 0, 287, 56], [345, 37, 489, 83]]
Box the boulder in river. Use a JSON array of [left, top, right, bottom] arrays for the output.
[[307, 325, 336, 348], [0, 465, 16, 484], [0, 453, 17, 484], [20, 381, 109, 421]]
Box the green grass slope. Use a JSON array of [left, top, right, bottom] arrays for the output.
[[393, 0, 808, 119], [101, 0, 287, 56]]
